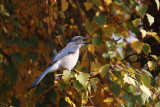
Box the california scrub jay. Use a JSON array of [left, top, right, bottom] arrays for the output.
[[28, 36, 90, 91]]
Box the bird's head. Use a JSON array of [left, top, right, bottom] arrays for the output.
[[70, 36, 91, 47]]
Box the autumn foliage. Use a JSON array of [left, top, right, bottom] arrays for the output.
[[1, 0, 160, 107]]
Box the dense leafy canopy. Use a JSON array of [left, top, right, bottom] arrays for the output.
[[1, 0, 160, 106]]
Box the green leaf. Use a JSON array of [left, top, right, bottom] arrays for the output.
[[58, 81, 69, 91], [59, 11, 65, 19], [146, 13, 154, 26], [73, 80, 83, 92], [75, 72, 90, 87], [90, 78, 99, 92], [141, 70, 153, 78], [155, 0, 160, 10], [147, 61, 156, 71], [141, 72, 151, 88], [110, 83, 121, 97], [150, 55, 158, 60], [86, 22, 98, 34], [99, 64, 110, 77], [62, 70, 74, 82], [143, 43, 151, 54], [136, 4, 148, 17], [122, 92, 136, 107], [132, 18, 141, 27], [92, 36, 102, 45], [93, 15, 106, 26], [156, 102, 160, 107]]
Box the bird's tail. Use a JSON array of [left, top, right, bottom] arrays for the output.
[[28, 64, 57, 91]]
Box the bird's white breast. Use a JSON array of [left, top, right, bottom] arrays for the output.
[[59, 49, 80, 71]]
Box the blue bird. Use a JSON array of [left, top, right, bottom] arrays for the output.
[[28, 36, 90, 91]]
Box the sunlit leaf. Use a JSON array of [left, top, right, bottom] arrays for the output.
[[103, 97, 113, 105], [141, 93, 149, 104], [99, 64, 110, 77], [61, 0, 68, 12], [146, 32, 157, 36], [147, 61, 156, 71], [75, 72, 90, 87], [108, 51, 116, 58], [132, 18, 141, 27], [93, 15, 107, 26], [65, 97, 76, 107], [147, 32, 160, 43], [155, 0, 160, 10], [62, 70, 74, 82], [140, 85, 152, 97], [140, 29, 147, 38], [123, 74, 136, 87], [136, 4, 148, 17], [131, 40, 143, 53], [150, 55, 158, 60], [146, 13, 154, 26], [84, 2, 93, 11]]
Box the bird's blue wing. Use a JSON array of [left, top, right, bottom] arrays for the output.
[[49, 46, 77, 66]]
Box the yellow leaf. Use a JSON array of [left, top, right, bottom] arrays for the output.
[[147, 61, 156, 71], [140, 85, 152, 97], [65, 97, 76, 107], [140, 29, 147, 38], [131, 40, 143, 53], [104, 0, 112, 5], [123, 74, 136, 86], [88, 44, 95, 54], [103, 97, 113, 105], [61, 0, 68, 12], [84, 2, 93, 11], [146, 32, 157, 36], [111, 74, 118, 81], [90, 61, 101, 73]]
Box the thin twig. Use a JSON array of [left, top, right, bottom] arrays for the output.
[[121, 53, 137, 61], [33, 85, 57, 107]]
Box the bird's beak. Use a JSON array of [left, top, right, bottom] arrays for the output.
[[83, 37, 91, 44]]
